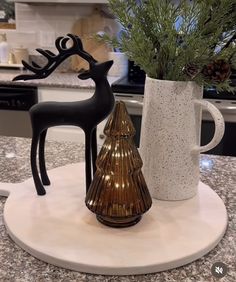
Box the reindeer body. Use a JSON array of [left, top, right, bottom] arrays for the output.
[[13, 34, 115, 196], [30, 78, 114, 131]]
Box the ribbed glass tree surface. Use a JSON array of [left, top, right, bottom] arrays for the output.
[[85, 101, 152, 228]]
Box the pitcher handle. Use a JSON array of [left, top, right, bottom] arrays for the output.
[[192, 100, 225, 153]]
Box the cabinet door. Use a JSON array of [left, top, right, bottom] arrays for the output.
[[38, 87, 93, 103], [38, 87, 93, 143]]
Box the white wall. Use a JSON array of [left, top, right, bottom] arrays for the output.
[[2, 3, 104, 54]]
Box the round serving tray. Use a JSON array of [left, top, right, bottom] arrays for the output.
[[0, 162, 227, 275]]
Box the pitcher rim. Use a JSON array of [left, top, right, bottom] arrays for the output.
[[146, 76, 202, 87]]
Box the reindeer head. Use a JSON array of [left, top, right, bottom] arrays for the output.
[[78, 60, 113, 81], [13, 34, 98, 82]]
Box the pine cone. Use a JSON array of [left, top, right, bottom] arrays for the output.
[[202, 60, 231, 83], [183, 63, 200, 79]]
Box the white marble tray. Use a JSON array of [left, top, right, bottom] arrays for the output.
[[0, 163, 227, 275]]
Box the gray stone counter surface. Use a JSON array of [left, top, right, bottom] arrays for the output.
[[0, 69, 118, 89], [0, 136, 235, 282]]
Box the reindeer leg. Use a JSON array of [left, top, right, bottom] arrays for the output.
[[91, 127, 97, 176], [31, 130, 46, 195], [85, 130, 92, 194], [39, 129, 50, 186]]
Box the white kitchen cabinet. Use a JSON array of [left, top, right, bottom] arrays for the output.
[[38, 86, 107, 145]]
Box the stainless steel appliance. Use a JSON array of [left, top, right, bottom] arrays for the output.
[[112, 77, 144, 146], [0, 84, 38, 138], [112, 73, 236, 156]]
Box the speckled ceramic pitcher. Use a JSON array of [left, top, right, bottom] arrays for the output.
[[140, 78, 225, 201]]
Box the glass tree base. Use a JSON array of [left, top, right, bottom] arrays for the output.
[[96, 215, 142, 228]]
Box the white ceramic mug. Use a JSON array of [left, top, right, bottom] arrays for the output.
[[140, 78, 225, 201], [108, 52, 128, 77]]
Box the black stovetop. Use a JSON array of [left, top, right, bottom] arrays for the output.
[[112, 77, 145, 95], [112, 75, 236, 100]]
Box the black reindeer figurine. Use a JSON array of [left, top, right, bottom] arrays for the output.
[[13, 34, 115, 196]]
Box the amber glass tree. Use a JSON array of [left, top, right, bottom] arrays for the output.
[[85, 101, 152, 228]]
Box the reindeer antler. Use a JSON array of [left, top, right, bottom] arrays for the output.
[[13, 34, 97, 81]]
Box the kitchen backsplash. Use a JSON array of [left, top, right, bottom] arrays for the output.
[[30, 54, 72, 73], [2, 3, 112, 56]]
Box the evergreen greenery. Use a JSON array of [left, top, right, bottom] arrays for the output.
[[100, 0, 236, 91], [0, 0, 15, 21]]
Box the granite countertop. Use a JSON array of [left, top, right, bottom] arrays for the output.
[[0, 136, 235, 282], [0, 69, 119, 89]]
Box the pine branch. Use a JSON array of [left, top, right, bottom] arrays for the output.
[[104, 0, 236, 91]]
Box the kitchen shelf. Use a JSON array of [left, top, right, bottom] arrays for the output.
[[0, 23, 16, 29], [0, 63, 24, 69]]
